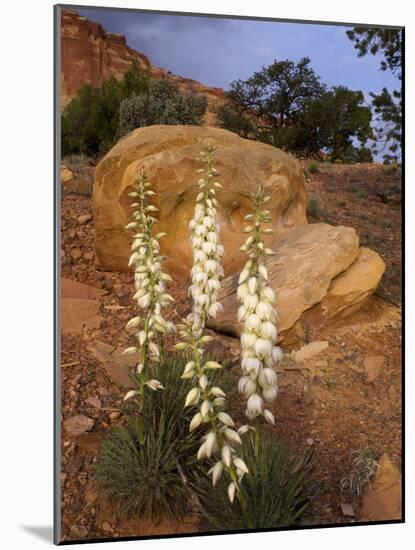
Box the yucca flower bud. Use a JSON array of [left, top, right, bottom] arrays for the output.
[[247, 393, 264, 418], [258, 368, 278, 387], [210, 460, 223, 486]]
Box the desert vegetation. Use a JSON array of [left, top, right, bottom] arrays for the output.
[[59, 13, 402, 543], [92, 146, 315, 530], [62, 65, 207, 156]]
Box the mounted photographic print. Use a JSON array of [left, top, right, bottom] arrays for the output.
[[54, 3, 404, 544]]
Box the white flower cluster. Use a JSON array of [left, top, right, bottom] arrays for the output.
[[188, 146, 224, 322], [237, 185, 283, 426], [122, 168, 175, 402], [176, 145, 249, 503]]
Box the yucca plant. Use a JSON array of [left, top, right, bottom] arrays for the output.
[[175, 145, 253, 524], [96, 355, 201, 521], [122, 168, 175, 434], [95, 355, 237, 521], [95, 415, 196, 521], [237, 184, 283, 447], [197, 432, 316, 530]]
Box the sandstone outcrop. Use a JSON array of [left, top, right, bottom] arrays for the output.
[[93, 125, 308, 279], [61, 9, 224, 121], [206, 223, 385, 342]]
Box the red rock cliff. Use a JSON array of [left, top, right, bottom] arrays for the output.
[[60, 9, 224, 121]]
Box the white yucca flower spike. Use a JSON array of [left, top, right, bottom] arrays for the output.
[[176, 145, 250, 515], [237, 184, 282, 446], [122, 168, 175, 406]]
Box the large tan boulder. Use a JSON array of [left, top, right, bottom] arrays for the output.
[[207, 223, 385, 342], [93, 125, 307, 279]]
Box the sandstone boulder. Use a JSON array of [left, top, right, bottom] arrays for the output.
[[207, 223, 385, 342], [283, 246, 386, 344], [93, 125, 307, 279], [360, 454, 401, 521]]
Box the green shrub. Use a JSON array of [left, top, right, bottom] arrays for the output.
[[118, 79, 207, 136], [215, 101, 256, 139], [308, 162, 319, 174], [307, 192, 325, 218], [385, 165, 397, 175], [62, 65, 149, 157], [354, 189, 367, 199], [198, 432, 316, 530], [61, 153, 89, 166], [340, 447, 379, 498], [363, 232, 375, 247]]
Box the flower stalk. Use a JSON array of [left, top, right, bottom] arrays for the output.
[[237, 185, 283, 455], [176, 146, 252, 524], [122, 168, 175, 434]]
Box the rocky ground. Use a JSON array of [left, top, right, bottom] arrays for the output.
[[304, 162, 402, 306], [59, 161, 402, 542]]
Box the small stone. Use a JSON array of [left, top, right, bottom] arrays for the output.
[[61, 298, 101, 334], [69, 525, 89, 539], [61, 277, 107, 300], [340, 503, 354, 517], [61, 165, 73, 183], [85, 396, 102, 409], [102, 522, 113, 533], [388, 384, 398, 402], [83, 250, 94, 261], [292, 341, 329, 363], [88, 341, 136, 387], [350, 364, 365, 374], [70, 248, 82, 260], [76, 432, 106, 454], [109, 411, 121, 421], [77, 214, 92, 224], [63, 414, 94, 437], [85, 488, 98, 504], [364, 355, 387, 383]]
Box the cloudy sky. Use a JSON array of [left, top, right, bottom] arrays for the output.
[[76, 6, 400, 99]]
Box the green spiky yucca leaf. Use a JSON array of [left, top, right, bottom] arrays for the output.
[[95, 415, 195, 520], [197, 432, 316, 530]]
